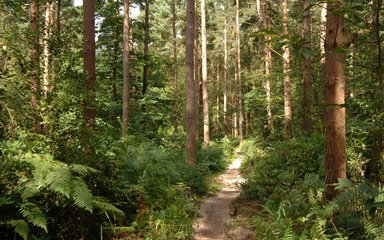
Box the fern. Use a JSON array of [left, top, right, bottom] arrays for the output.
[[72, 177, 94, 212], [45, 167, 73, 198], [19, 203, 47, 232], [9, 219, 30, 240]]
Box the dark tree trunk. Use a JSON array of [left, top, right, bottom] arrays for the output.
[[324, 0, 347, 200], [122, 0, 130, 136], [185, 0, 197, 165], [142, 0, 150, 95]]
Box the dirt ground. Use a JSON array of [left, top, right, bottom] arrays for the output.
[[193, 156, 249, 240]]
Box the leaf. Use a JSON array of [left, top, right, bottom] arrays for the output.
[[335, 178, 353, 190], [72, 177, 94, 212], [302, 47, 311, 59], [93, 196, 125, 218], [19, 203, 48, 232], [46, 167, 73, 198], [10, 219, 30, 240]]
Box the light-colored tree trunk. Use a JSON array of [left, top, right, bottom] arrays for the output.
[[43, 1, 54, 99], [186, 0, 197, 165], [171, 0, 179, 128], [236, 0, 244, 143], [142, 0, 150, 95], [324, 0, 346, 200], [122, 0, 130, 136], [302, 0, 313, 134], [194, 0, 199, 140], [320, 3, 327, 64], [262, 0, 273, 134], [30, 0, 40, 132], [223, 6, 228, 136], [282, 0, 292, 138], [215, 62, 220, 133], [201, 0, 210, 146]]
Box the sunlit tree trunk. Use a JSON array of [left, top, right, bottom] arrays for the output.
[[142, 0, 150, 95], [122, 0, 130, 136], [324, 0, 346, 200], [215, 62, 220, 134], [302, 0, 313, 134], [201, 0, 210, 145], [236, 0, 244, 143], [223, 6, 228, 136], [282, 0, 292, 138], [320, 3, 327, 64], [194, 1, 200, 140], [43, 1, 54, 100], [30, 0, 40, 132], [262, 0, 273, 134], [186, 0, 197, 165], [171, 0, 179, 128]]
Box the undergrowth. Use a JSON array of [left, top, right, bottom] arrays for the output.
[[240, 134, 384, 240]]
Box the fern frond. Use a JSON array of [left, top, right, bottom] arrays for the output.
[[19, 203, 47, 232], [70, 164, 98, 176], [93, 196, 125, 218], [45, 166, 73, 198], [72, 177, 94, 212], [9, 219, 30, 240]]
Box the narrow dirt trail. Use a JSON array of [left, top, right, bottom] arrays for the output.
[[193, 156, 244, 240]]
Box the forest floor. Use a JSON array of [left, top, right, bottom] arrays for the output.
[[193, 154, 255, 240]]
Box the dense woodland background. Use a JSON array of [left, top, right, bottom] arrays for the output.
[[0, 0, 383, 239]]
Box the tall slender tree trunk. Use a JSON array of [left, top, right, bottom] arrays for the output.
[[194, 1, 200, 140], [122, 0, 130, 136], [372, 0, 384, 107], [82, 0, 96, 132], [142, 0, 150, 95], [320, 3, 327, 64], [186, 0, 197, 165], [262, 0, 273, 134], [324, 0, 346, 200], [223, 6, 228, 136], [43, 1, 54, 100], [282, 0, 292, 138], [302, 0, 313, 134], [201, 0, 210, 146], [171, 0, 179, 128], [30, 0, 41, 132], [236, 0, 244, 143], [215, 62, 220, 134]]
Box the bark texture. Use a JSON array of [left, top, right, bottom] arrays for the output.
[[201, 0, 210, 145], [142, 0, 150, 95], [324, 0, 347, 200], [82, 0, 96, 131], [122, 0, 130, 136], [302, 0, 313, 134], [236, 0, 244, 143], [185, 0, 197, 165], [30, 0, 40, 132], [282, 0, 292, 138]]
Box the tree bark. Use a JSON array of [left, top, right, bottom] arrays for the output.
[[122, 0, 130, 136], [185, 0, 197, 165], [30, 0, 41, 132], [262, 0, 273, 134], [215, 62, 220, 134], [142, 0, 150, 95], [302, 0, 313, 134], [320, 3, 327, 64], [282, 0, 292, 139], [324, 0, 347, 200], [201, 0, 210, 146], [236, 0, 244, 144], [171, 0, 179, 128], [223, 6, 228, 136], [43, 1, 54, 100]]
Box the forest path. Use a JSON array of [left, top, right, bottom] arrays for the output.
[[193, 154, 245, 240]]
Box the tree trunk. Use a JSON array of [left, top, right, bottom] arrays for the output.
[[320, 3, 327, 64], [194, 1, 199, 140], [282, 0, 292, 139], [43, 1, 54, 100], [372, 0, 384, 107], [171, 0, 179, 128], [185, 0, 197, 165], [236, 0, 244, 144], [142, 0, 150, 95], [262, 0, 273, 135], [215, 62, 220, 134], [324, 0, 347, 200], [82, 0, 96, 132], [223, 6, 228, 136], [302, 0, 313, 134], [122, 0, 130, 136], [30, 0, 41, 132], [201, 0, 210, 146]]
